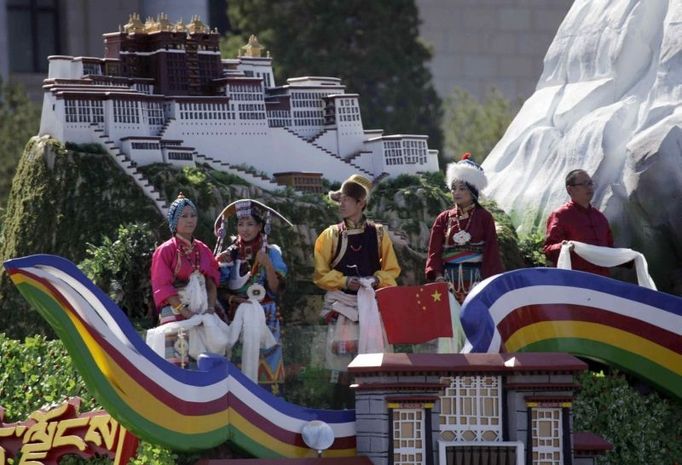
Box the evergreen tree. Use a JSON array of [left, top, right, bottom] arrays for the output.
[[0, 81, 40, 211], [441, 87, 517, 164], [224, 0, 443, 159]]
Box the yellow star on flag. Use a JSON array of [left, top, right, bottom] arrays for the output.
[[431, 290, 442, 302]]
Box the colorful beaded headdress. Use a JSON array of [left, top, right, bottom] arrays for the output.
[[167, 193, 197, 234], [213, 199, 293, 254]]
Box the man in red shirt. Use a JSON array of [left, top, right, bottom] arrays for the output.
[[543, 169, 614, 276]]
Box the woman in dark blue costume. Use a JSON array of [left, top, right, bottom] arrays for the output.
[[214, 199, 292, 394]]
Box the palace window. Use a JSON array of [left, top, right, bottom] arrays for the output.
[[402, 139, 427, 164], [143, 102, 164, 126], [82, 62, 102, 76], [267, 109, 292, 127], [238, 102, 266, 120], [384, 140, 404, 166], [91, 100, 104, 123], [64, 99, 103, 124], [531, 408, 562, 465], [229, 83, 264, 102], [113, 100, 140, 124], [131, 142, 160, 150], [64, 100, 77, 123], [133, 83, 153, 95], [439, 376, 502, 442], [337, 98, 360, 123], [291, 91, 336, 127], [179, 102, 230, 120], [168, 151, 193, 161], [393, 409, 426, 465], [166, 54, 188, 93]]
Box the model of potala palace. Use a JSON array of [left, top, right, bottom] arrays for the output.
[[38, 13, 439, 209]]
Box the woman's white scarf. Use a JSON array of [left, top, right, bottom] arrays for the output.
[[227, 297, 277, 382], [557, 241, 656, 290], [147, 271, 231, 361], [178, 271, 208, 313], [146, 313, 231, 361]]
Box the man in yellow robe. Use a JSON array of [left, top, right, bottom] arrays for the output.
[[313, 174, 401, 378]]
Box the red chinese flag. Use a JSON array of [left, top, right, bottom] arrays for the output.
[[376, 282, 453, 344]]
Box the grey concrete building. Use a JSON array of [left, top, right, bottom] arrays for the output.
[[416, 0, 573, 101]]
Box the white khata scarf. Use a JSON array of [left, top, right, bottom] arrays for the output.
[[557, 241, 656, 290]]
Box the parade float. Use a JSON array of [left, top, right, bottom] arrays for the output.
[[2, 2, 682, 464], [3, 251, 680, 464]]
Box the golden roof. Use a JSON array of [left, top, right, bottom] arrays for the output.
[[157, 13, 173, 32], [174, 19, 186, 32], [240, 35, 266, 58], [123, 13, 145, 34], [141, 13, 174, 33], [122, 12, 216, 35], [144, 16, 156, 32], [187, 15, 207, 34]]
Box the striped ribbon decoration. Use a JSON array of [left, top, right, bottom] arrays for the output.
[[4, 254, 356, 457], [460, 267, 682, 400]]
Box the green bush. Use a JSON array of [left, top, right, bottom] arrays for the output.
[[518, 231, 547, 267], [64, 142, 108, 154], [0, 334, 180, 465], [0, 334, 97, 421], [573, 370, 682, 465], [79, 223, 157, 329], [0, 138, 163, 339]]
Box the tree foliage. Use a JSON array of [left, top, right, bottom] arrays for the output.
[[0, 138, 162, 339], [0, 80, 40, 211], [441, 86, 517, 164], [79, 223, 158, 329], [224, 0, 443, 156]]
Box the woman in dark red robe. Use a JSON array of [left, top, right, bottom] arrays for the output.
[[425, 153, 504, 303]]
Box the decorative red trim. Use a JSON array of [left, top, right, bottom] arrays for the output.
[[524, 396, 574, 403], [195, 459, 373, 465], [385, 395, 439, 403], [505, 383, 580, 390], [572, 432, 613, 454], [353, 383, 447, 392]]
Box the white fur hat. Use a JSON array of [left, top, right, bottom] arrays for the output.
[[445, 152, 487, 195]]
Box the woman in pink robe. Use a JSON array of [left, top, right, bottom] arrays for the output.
[[150, 193, 221, 366]]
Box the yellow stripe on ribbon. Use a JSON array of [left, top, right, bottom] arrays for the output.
[[228, 407, 356, 458], [65, 308, 230, 433], [506, 321, 682, 375]]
